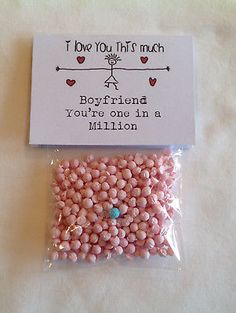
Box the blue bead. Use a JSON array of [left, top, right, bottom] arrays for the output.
[[109, 207, 120, 219]]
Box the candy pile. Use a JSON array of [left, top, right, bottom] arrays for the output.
[[49, 152, 178, 263]]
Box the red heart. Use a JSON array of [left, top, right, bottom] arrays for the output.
[[149, 77, 157, 86], [140, 56, 148, 64], [66, 79, 76, 87], [77, 56, 85, 64]]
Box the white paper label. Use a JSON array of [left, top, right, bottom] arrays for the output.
[[30, 34, 195, 145]]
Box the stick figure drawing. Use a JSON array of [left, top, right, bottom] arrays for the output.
[[104, 54, 121, 90]]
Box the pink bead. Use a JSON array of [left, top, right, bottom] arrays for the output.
[[80, 233, 89, 243], [51, 227, 61, 239], [91, 182, 101, 192], [91, 169, 99, 178], [62, 206, 71, 217], [118, 159, 127, 168], [125, 243, 136, 254], [98, 162, 106, 171], [110, 236, 120, 247], [60, 241, 70, 251], [117, 179, 126, 189], [137, 197, 147, 208], [119, 203, 128, 215], [81, 243, 91, 253], [146, 159, 154, 168], [114, 246, 123, 255], [90, 233, 99, 243], [101, 182, 110, 191], [108, 188, 117, 198], [82, 198, 93, 209], [128, 197, 136, 207], [68, 251, 78, 262], [129, 178, 138, 187], [124, 183, 132, 193], [92, 245, 102, 255], [74, 179, 83, 190], [107, 175, 117, 186], [87, 212, 98, 223], [136, 239, 145, 247], [128, 161, 136, 170], [127, 233, 136, 242], [150, 247, 158, 255], [100, 231, 111, 241], [86, 253, 96, 263], [78, 208, 87, 217], [66, 215, 76, 225], [140, 211, 150, 222], [156, 190, 165, 200], [82, 172, 92, 182], [120, 238, 128, 248], [84, 188, 93, 198], [107, 166, 117, 174], [71, 204, 79, 214], [56, 201, 65, 209], [77, 216, 87, 225], [103, 250, 112, 260], [68, 172, 78, 183], [152, 203, 162, 214], [78, 252, 86, 260], [118, 228, 126, 238], [76, 166, 86, 176], [70, 240, 81, 250], [131, 207, 139, 218], [154, 235, 165, 245], [132, 187, 141, 197], [139, 249, 150, 259], [141, 186, 152, 197], [109, 225, 119, 236], [130, 223, 138, 233], [59, 251, 67, 260], [151, 224, 160, 234], [101, 221, 108, 229], [149, 217, 158, 225], [148, 194, 158, 205], [99, 191, 108, 201], [140, 170, 150, 179], [145, 238, 155, 249], [117, 190, 126, 200], [71, 226, 83, 238], [72, 192, 82, 203], [61, 180, 71, 190], [94, 204, 103, 214], [56, 173, 65, 183], [136, 230, 147, 240], [122, 168, 132, 180], [60, 230, 70, 241], [93, 223, 103, 234], [138, 222, 148, 231]]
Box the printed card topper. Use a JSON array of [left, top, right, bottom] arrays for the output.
[[30, 35, 195, 145]]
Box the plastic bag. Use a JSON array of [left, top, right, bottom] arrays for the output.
[[46, 147, 183, 268]]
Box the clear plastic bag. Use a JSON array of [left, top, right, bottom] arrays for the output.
[[46, 147, 183, 269]]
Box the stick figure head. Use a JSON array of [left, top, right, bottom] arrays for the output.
[[105, 53, 121, 66]]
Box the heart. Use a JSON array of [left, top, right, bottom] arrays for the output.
[[66, 79, 76, 87], [140, 56, 148, 64], [77, 56, 85, 64], [149, 77, 157, 86]]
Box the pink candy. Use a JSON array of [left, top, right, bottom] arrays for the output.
[[49, 152, 177, 264]]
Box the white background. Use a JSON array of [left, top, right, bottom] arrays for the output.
[[0, 1, 235, 313]]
